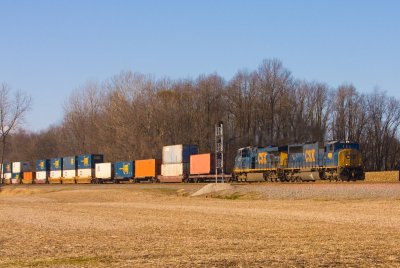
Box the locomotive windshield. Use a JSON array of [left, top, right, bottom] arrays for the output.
[[334, 143, 359, 150]]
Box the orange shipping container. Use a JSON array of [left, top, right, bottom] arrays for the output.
[[190, 153, 214, 175], [135, 159, 161, 178], [22, 172, 34, 184]]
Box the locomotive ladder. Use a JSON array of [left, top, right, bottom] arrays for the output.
[[215, 121, 225, 183]]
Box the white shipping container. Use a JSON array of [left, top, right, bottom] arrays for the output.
[[4, 173, 12, 179], [162, 145, 183, 164], [63, 170, 76, 178], [50, 170, 62, 179], [12, 162, 21, 173], [161, 163, 189, 176], [95, 163, 112, 179], [162, 144, 198, 164], [36, 171, 47, 180], [77, 168, 93, 178], [12, 162, 30, 173]]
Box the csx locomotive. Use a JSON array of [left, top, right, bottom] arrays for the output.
[[233, 140, 364, 182]]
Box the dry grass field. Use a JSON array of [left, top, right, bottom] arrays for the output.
[[1, 183, 400, 267], [365, 171, 399, 182]]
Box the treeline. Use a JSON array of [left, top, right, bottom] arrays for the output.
[[5, 59, 400, 171]]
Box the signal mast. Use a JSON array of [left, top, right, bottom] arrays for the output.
[[215, 121, 224, 183]]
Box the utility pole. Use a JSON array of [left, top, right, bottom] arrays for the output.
[[215, 121, 224, 183]]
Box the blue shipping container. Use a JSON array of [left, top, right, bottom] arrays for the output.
[[63, 156, 77, 170], [77, 154, 104, 169], [50, 158, 63, 171], [12, 173, 22, 180], [36, 159, 50, 172], [185, 145, 198, 163], [114, 161, 134, 179], [3, 162, 12, 173]]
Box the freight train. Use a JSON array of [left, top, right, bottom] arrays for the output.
[[0, 140, 364, 184], [233, 140, 364, 182]]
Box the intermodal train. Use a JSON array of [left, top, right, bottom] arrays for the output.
[[233, 140, 364, 182], [0, 140, 364, 184]]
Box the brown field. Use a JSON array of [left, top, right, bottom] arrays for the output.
[[365, 171, 399, 182], [1, 183, 400, 267]]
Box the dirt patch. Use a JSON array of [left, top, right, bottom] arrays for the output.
[[0, 187, 42, 196], [191, 183, 235, 197]]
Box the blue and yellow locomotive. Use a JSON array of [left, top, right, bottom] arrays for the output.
[[233, 140, 364, 182]]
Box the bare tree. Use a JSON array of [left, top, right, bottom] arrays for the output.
[[0, 83, 31, 184], [3, 58, 400, 173], [256, 59, 292, 145]]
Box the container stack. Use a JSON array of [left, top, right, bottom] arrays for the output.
[[160, 144, 198, 182], [12, 162, 30, 184], [76, 154, 104, 183], [62, 156, 77, 184], [95, 163, 114, 183], [114, 161, 134, 183], [49, 158, 63, 184], [134, 159, 161, 183], [3, 162, 12, 184], [35, 159, 50, 184]]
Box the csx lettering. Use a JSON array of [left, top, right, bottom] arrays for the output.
[[304, 149, 315, 162], [258, 152, 267, 165]]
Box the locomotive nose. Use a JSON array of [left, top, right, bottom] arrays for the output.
[[339, 149, 360, 167]]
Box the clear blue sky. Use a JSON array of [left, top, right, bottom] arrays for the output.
[[1, 0, 399, 131]]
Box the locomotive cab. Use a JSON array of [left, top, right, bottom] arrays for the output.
[[234, 147, 257, 172], [324, 141, 364, 180]]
